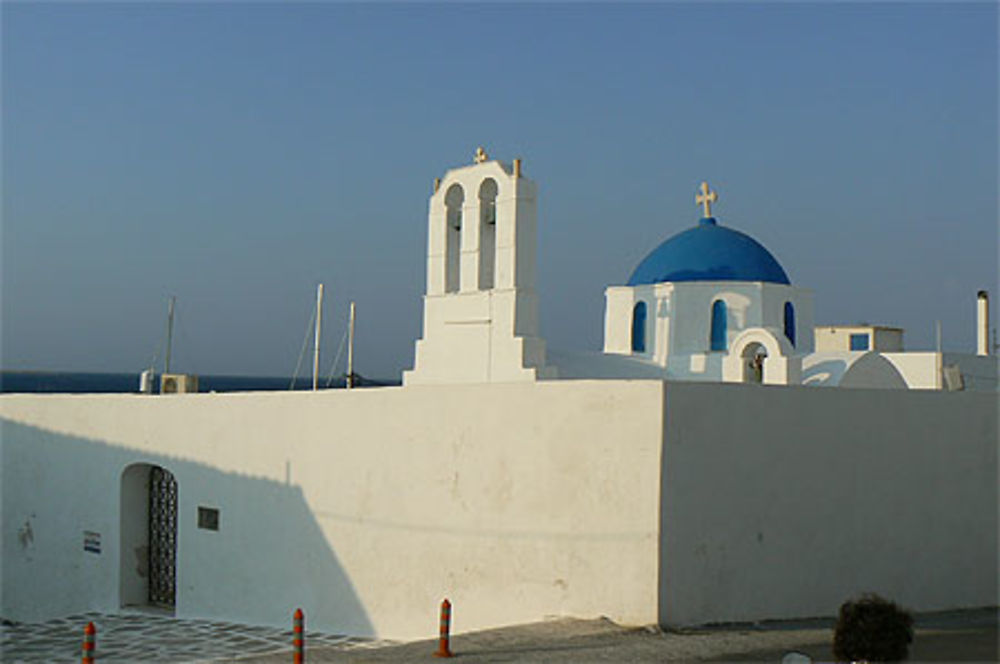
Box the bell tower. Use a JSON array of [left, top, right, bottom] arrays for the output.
[[404, 149, 553, 385]]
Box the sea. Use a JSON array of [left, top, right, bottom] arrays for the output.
[[0, 371, 399, 394]]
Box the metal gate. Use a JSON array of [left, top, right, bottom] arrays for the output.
[[148, 465, 178, 608]]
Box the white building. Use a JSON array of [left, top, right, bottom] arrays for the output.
[[406, 165, 996, 393], [815, 325, 904, 353], [1, 151, 996, 641], [597, 180, 814, 387]]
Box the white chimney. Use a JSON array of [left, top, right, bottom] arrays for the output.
[[976, 290, 989, 356]]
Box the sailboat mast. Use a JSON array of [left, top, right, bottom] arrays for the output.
[[347, 301, 356, 389], [164, 296, 176, 374], [312, 284, 323, 391]]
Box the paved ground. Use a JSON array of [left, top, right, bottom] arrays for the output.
[[238, 609, 998, 663], [1, 607, 996, 663], [0, 611, 388, 663]]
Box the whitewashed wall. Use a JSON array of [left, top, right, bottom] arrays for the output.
[[602, 281, 814, 385], [659, 382, 999, 626], [1, 381, 664, 639], [2, 379, 995, 639]]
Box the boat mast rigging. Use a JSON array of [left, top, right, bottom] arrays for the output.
[[312, 284, 323, 391], [346, 301, 356, 389]]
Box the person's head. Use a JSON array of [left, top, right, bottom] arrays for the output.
[[833, 593, 914, 662]]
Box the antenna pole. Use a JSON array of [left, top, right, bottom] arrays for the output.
[[347, 301, 356, 389], [312, 284, 323, 391], [164, 296, 176, 374]]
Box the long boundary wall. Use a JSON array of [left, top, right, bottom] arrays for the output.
[[2, 379, 996, 639], [1, 381, 664, 639]]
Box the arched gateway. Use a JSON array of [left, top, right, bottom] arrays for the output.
[[120, 463, 178, 611]]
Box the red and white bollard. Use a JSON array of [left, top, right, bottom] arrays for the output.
[[81, 621, 96, 664], [433, 598, 453, 658], [293, 608, 305, 664]]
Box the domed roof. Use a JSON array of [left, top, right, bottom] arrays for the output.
[[627, 217, 790, 286]]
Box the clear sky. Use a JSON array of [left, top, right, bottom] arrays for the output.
[[3, 2, 997, 379]]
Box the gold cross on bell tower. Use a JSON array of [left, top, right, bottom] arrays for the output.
[[696, 181, 719, 218], [474, 146, 489, 164]]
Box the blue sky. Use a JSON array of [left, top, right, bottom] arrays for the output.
[[3, 2, 997, 379]]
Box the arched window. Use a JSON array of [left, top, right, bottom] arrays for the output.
[[444, 184, 464, 293], [784, 301, 796, 347], [631, 301, 647, 352], [478, 178, 498, 290], [710, 300, 727, 351]]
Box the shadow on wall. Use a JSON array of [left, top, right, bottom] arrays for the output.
[[802, 354, 908, 389], [656, 381, 998, 628], [0, 419, 374, 637], [838, 354, 907, 389], [802, 359, 850, 386]]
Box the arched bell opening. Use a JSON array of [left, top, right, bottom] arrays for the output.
[[478, 178, 498, 290], [742, 342, 768, 384], [444, 184, 464, 293]]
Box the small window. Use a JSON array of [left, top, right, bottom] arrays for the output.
[[198, 506, 220, 531], [783, 302, 796, 347], [631, 302, 647, 352], [710, 300, 727, 351], [850, 333, 870, 351]]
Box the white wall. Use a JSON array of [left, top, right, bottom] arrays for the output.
[[943, 352, 1000, 392], [3, 379, 995, 638], [659, 382, 998, 626], [815, 326, 904, 352], [605, 282, 814, 365], [1, 381, 663, 639], [668, 282, 813, 356]]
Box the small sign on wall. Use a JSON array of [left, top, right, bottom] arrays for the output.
[[83, 531, 101, 554], [198, 506, 220, 531]]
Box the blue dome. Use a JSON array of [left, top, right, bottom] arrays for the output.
[[627, 217, 790, 286]]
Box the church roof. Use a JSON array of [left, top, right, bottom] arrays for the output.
[[627, 217, 790, 286]]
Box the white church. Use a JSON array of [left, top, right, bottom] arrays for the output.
[[1, 151, 996, 641], [406, 149, 995, 392]]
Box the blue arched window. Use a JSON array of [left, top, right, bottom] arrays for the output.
[[631, 302, 647, 353], [784, 301, 796, 347], [710, 300, 727, 351]]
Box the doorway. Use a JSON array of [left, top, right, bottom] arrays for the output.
[[742, 342, 768, 383], [121, 463, 178, 611]]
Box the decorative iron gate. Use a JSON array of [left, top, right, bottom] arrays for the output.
[[148, 466, 178, 608]]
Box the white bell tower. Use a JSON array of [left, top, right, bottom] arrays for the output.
[[404, 149, 553, 385]]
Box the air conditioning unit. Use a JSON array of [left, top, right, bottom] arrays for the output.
[[160, 373, 199, 394]]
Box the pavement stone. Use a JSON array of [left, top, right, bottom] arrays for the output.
[[0, 611, 388, 663], [238, 609, 999, 663], [1, 607, 995, 663]]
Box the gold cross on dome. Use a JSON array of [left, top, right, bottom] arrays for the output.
[[474, 146, 489, 164], [696, 181, 719, 218]]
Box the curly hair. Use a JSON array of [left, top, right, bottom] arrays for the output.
[[832, 593, 914, 662]]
